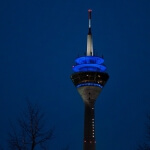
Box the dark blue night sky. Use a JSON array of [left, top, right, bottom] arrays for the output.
[[0, 0, 150, 149]]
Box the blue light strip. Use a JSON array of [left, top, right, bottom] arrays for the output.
[[76, 83, 103, 88], [75, 56, 104, 65], [72, 63, 106, 72], [73, 56, 106, 73]]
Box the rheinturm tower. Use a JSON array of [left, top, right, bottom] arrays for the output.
[[71, 9, 109, 150]]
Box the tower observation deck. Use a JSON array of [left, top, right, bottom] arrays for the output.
[[71, 9, 109, 150]]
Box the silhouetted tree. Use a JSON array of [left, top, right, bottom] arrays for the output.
[[138, 115, 150, 150], [8, 101, 54, 150], [138, 143, 150, 150]]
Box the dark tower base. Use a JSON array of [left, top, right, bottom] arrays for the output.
[[83, 102, 96, 150], [71, 72, 109, 150]]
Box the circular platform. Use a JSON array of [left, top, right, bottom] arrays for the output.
[[72, 56, 106, 72]]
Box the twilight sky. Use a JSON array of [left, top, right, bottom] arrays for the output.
[[0, 0, 150, 149]]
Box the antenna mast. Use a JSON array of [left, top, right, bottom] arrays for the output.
[[87, 9, 93, 56]]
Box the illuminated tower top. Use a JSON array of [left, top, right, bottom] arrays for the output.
[[72, 9, 107, 74]]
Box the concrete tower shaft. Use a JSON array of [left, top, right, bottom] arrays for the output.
[[71, 71, 108, 150], [83, 102, 96, 150], [77, 86, 101, 104]]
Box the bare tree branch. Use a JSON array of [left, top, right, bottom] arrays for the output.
[[138, 114, 150, 150], [138, 143, 150, 150], [8, 101, 54, 150]]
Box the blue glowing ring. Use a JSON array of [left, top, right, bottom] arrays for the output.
[[73, 64, 106, 72], [75, 56, 104, 65], [76, 82, 103, 88]]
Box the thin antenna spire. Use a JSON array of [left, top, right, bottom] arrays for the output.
[[87, 9, 93, 56], [88, 9, 92, 34]]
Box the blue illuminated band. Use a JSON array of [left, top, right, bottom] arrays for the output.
[[73, 63, 106, 72], [76, 83, 103, 88], [72, 56, 106, 73], [75, 56, 104, 64]]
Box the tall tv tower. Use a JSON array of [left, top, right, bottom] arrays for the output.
[[71, 9, 109, 150]]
